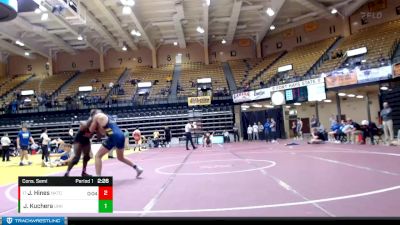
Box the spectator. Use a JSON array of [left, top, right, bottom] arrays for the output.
[[1, 133, 11, 162], [264, 119, 271, 143], [124, 129, 130, 150], [247, 125, 253, 141], [296, 118, 303, 140], [360, 120, 379, 145], [164, 126, 171, 148], [291, 121, 297, 139], [202, 132, 213, 148], [308, 128, 326, 144], [48, 143, 73, 167], [233, 123, 240, 142], [310, 115, 319, 128], [40, 128, 51, 164], [342, 120, 354, 143], [329, 114, 337, 127], [252, 123, 259, 141], [223, 130, 230, 143], [270, 118, 277, 143], [153, 130, 160, 148], [380, 102, 394, 144], [258, 122, 264, 140], [348, 119, 362, 144], [328, 121, 341, 143]]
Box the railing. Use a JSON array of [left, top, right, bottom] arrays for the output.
[[0, 92, 235, 116]]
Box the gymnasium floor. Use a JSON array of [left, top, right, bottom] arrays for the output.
[[1, 141, 400, 217]]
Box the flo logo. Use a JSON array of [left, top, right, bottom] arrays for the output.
[[361, 11, 383, 19]]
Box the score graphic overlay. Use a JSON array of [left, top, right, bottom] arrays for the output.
[[18, 177, 113, 214]]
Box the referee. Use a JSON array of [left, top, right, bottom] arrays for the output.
[[185, 121, 197, 150]]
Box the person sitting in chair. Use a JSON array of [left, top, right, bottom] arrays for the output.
[[133, 129, 146, 151], [360, 120, 380, 145], [47, 143, 73, 167]]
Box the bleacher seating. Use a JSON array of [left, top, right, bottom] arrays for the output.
[[254, 37, 338, 88], [317, 20, 400, 74], [228, 53, 282, 89], [2, 72, 75, 107], [132, 65, 174, 99], [56, 69, 123, 104], [87, 68, 124, 99], [113, 70, 136, 102], [178, 62, 228, 96], [0, 74, 33, 97]]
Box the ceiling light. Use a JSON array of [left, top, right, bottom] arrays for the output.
[[15, 40, 24, 46], [356, 95, 364, 98], [34, 8, 41, 14], [120, 0, 135, 7], [221, 39, 226, 44], [270, 25, 276, 30], [173, 41, 178, 46], [331, 8, 338, 14], [266, 8, 275, 16], [122, 6, 132, 15], [265, 105, 274, 108], [380, 86, 389, 91], [130, 29, 141, 37], [41, 13, 48, 21], [324, 99, 332, 103], [122, 46, 127, 51], [77, 35, 83, 41], [294, 102, 301, 106], [347, 94, 356, 97], [24, 52, 30, 56], [285, 105, 291, 109], [241, 105, 250, 109], [196, 26, 204, 34], [338, 93, 346, 96]]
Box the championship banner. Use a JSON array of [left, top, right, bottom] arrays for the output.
[[394, 63, 400, 78], [304, 21, 319, 32], [324, 68, 358, 88], [188, 96, 211, 106], [357, 65, 392, 83]]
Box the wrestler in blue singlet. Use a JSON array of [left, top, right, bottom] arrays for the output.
[[102, 116, 125, 150]]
